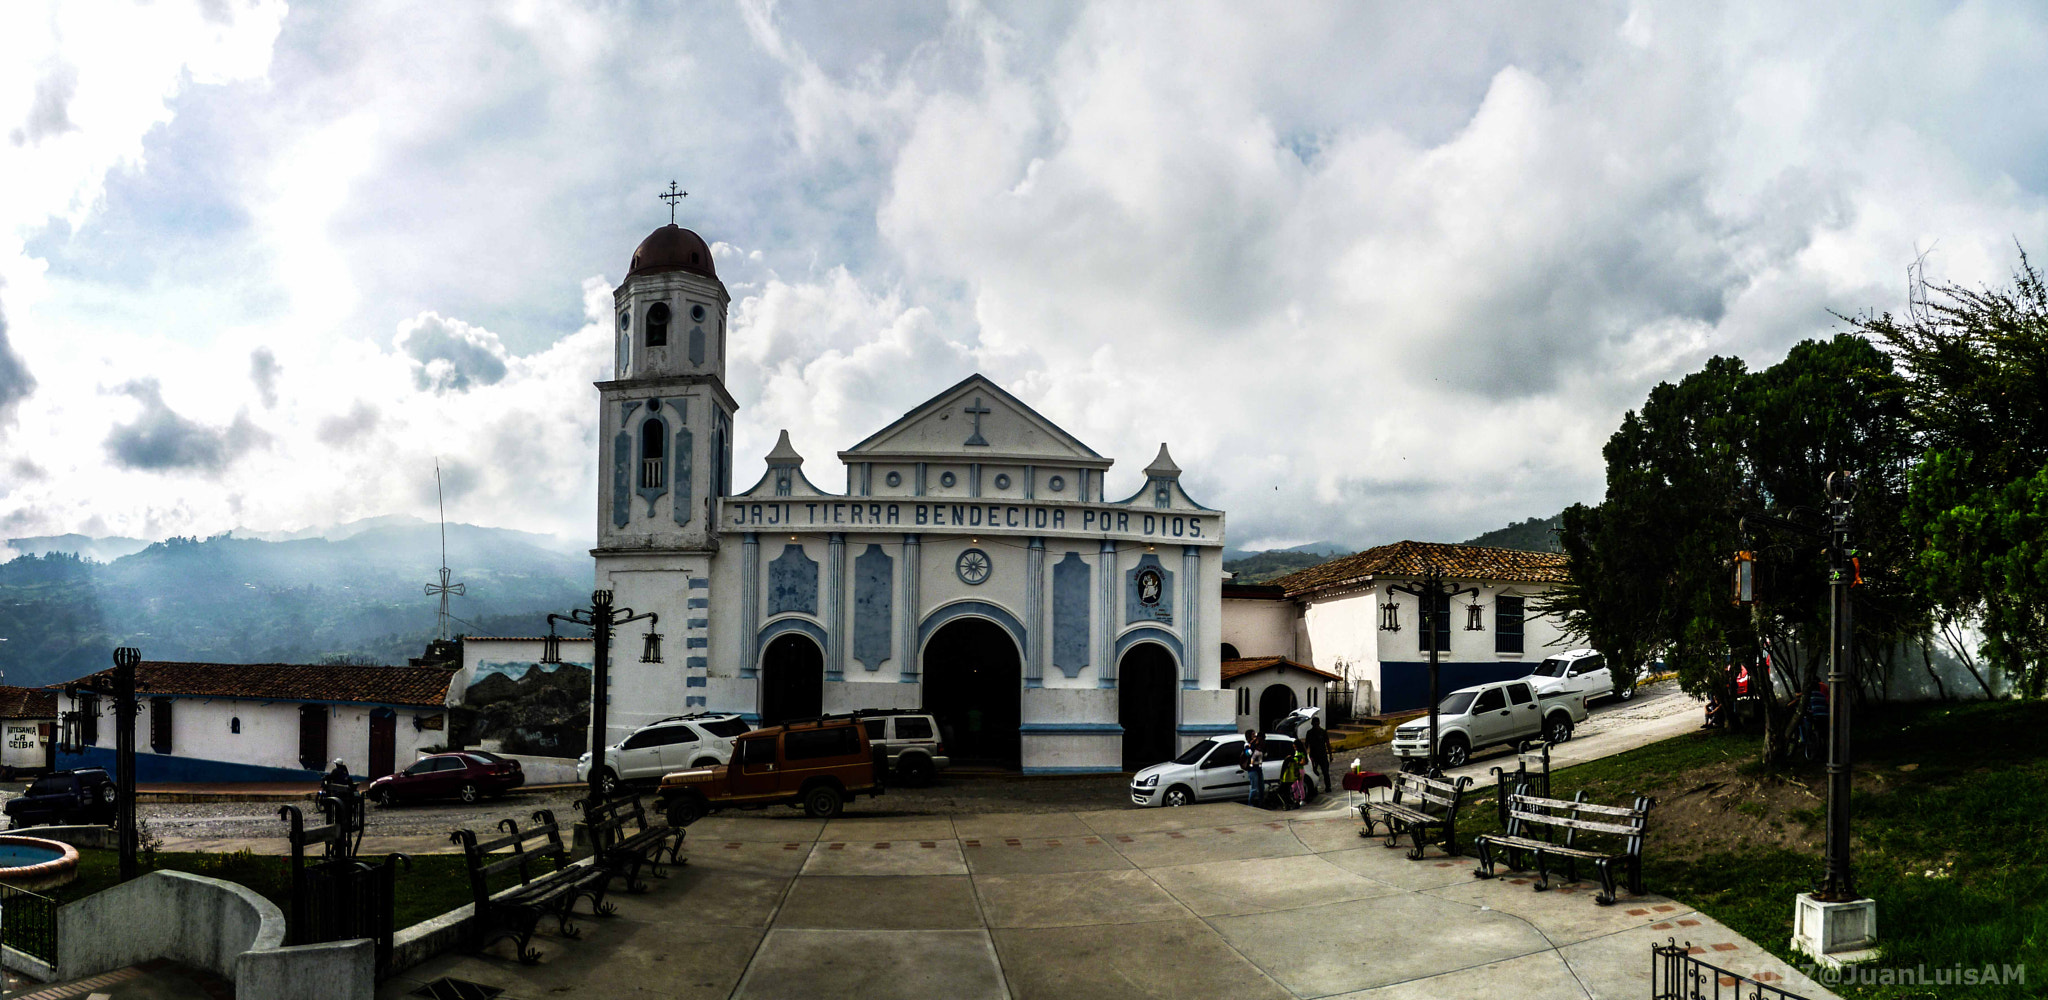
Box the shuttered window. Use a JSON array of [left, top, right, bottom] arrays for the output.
[[150, 698, 173, 754]]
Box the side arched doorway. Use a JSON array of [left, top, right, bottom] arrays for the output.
[[922, 617, 1021, 768], [760, 633, 824, 725], [1118, 643, 1178, 771], [1258, 683, 1297, 734]]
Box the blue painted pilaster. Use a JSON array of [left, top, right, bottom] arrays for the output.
[[741, 532, 760, 678], [1097, 539, 1118, 688], [1024, 537, 1045, 688], [900, 533, 921, 683], [1181, 545, 1201, 689], [826, 532, 846, 681]]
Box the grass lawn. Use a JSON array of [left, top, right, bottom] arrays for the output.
[[1452, 698, 2048, 1000]]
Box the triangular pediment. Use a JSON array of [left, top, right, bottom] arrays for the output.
[[839, 374, 1109, 467]]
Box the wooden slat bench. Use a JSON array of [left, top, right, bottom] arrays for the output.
[[1473, 791, 1653, 906], [1358, 771, 1473, 860], [569, 793, 686, 893], [450, 815, 616, 964]]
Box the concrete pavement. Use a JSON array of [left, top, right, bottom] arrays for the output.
[[380, 800, 1841, 1000]]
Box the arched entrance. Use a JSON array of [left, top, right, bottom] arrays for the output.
[[760, 633, 824, 725], [921, 617, 1021, 768], [1118, 643, 1178, 771], [1258, 683, 1297, 734]]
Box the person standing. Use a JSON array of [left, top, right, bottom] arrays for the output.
[[1307, 718, 1331, 789], [1278, 743, 1303, 810], [1240, 731, 1265, 806]]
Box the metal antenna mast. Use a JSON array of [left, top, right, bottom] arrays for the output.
[[425, 461, 465, 640]]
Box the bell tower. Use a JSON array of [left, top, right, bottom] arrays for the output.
[[596, 218, 737, 553]]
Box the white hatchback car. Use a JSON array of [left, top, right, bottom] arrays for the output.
[[1527, 648, 1631, 704], [577, 713, 752, 790], [1129, 710, 1323, 808]]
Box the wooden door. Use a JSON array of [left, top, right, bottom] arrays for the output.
[[368, 709, 397, 778], [299, 704, 328, 771]]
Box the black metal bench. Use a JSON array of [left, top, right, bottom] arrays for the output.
[[1358, 770, 1473, 859], [1488, 740, 1553, 829], [450, 815, 615, 963], [1473, 790, 1653, 905], [570, 794, 686, 892]]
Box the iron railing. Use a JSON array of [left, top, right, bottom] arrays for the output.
[[282, 783, 410, 980], [1652, 939, 1812, 1000], [0, 882, 58, 963]]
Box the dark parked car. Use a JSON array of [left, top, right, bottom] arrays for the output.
[[366, 752, 523, 805], [5, 768, 117, 828]]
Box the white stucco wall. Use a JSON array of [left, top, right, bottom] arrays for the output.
[[1226, 665, 1331, 733], [1221, 596, 1298, 660], [2, 719, 51, 770], [60, 691, 445, 778]]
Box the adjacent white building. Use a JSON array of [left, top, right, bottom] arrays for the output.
[[53, 661, 452, 782], [580, 222, 1234, 773], [0, 686, 56, 775], [1221, 541, 1572, 716]]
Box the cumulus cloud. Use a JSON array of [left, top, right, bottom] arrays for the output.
[[104, 379, 268, 474], [9, 64, 76, 147], [315, 400, 380, 447], [0, 298, 33, 433], [395, 313, 511, 394], [249, 347, 281, 408]]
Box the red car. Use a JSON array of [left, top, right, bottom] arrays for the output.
[[367, 751, 524, 805]]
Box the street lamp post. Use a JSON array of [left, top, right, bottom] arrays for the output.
[[543, 589, 660, 802], [1382, 558, 1478, 773], [68, 648, 143, 880]]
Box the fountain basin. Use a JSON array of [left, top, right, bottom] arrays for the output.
[[0, 835, 79, 891]]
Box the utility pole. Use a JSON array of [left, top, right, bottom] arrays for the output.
[[542, 590, 660, 802], [1382, 555, 1478, 773]]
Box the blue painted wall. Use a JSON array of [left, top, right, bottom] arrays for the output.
[[1379, 661, 1541, 713], [57, 746, 332, 784], [853, 544, 893, 671], [1052, 552, 1091, 677], [673, 397, 693, 525], [768, 544, 819, 616]]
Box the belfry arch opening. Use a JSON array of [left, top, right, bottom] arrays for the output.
[[760, 632, 824, 725], [1117, 643, 1178, 771], [921, 617, 1021, 768]]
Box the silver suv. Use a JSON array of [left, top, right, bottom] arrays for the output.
[[855, 711, 949, 786], [577, 713, 752, 791]]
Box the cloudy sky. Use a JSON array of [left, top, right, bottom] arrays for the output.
[[4, 1, 2046, 554]]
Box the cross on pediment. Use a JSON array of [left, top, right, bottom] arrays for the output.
[[963, 397, 991, 447]]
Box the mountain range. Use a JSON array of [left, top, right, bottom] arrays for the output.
[[0, 519, 592, 690]]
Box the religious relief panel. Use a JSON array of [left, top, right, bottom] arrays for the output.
[[673, 424, 694, 525], [1125, 554, 1174, 626], [853, 545, 893, 671], [1052, 552, 1091, 678], [768, 544, 819, 616]]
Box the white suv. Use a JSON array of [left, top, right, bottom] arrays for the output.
[[577, 713, 752, 790], [1527, 648, 1629, 703]]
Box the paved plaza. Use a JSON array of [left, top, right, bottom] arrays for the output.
[[380, 799, 1842, 1000]]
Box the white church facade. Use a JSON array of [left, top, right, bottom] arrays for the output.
[[583, 223, 1234, 773]]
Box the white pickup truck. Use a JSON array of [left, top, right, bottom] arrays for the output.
[[1390, 678, 1588, 768]]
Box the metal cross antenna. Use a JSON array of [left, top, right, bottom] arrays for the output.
[[425, 461, 465, 641], [660, 181, 688, 223]]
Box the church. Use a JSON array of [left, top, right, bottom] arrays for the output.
[[585, 221, 1234, 773]]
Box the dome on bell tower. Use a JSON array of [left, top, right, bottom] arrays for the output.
[[628, 224, 718, 280]]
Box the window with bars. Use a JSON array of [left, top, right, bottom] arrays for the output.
[[640, 420, 666, 489], [1496, 595, 1526, 654]]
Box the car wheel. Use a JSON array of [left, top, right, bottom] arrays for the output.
[[1162, 785, 1193, 807], [1439, 734, 1471, 769], [802, 785, 843, 819], [458, 782, 481, 804], [1546, 715, 1574, 745], [899, 756, 937, 787], [665, 793, 707, 827], [597, 767, 620, 797], [100, 785, 117, 805], [1616, 683, 1636, 702], [371, 788, 393, 807]]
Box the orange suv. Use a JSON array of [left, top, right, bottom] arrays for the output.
[[656, 715, 885, 824]]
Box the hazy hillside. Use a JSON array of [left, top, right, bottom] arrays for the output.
[[1224, 542, 1351, 585], [1460, 513, 1564, 553], [0, 524, 590, 689]]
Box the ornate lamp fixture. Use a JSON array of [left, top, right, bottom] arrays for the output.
[[640, 628, 664, 664]]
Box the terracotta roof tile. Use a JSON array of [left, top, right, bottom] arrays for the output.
[[0, 685, 56, 718], [1221, 657, 1342, 684], [58, 662, 451, 708], [1272, 540, 1568, 598]]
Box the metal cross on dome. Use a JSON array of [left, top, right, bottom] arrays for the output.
[[963, 396, 991, 446], [659, 181, 688, 224]]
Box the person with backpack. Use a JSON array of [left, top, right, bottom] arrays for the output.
[[1277, 742, 1302, 810], [1240, 731, 1265, 806]]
